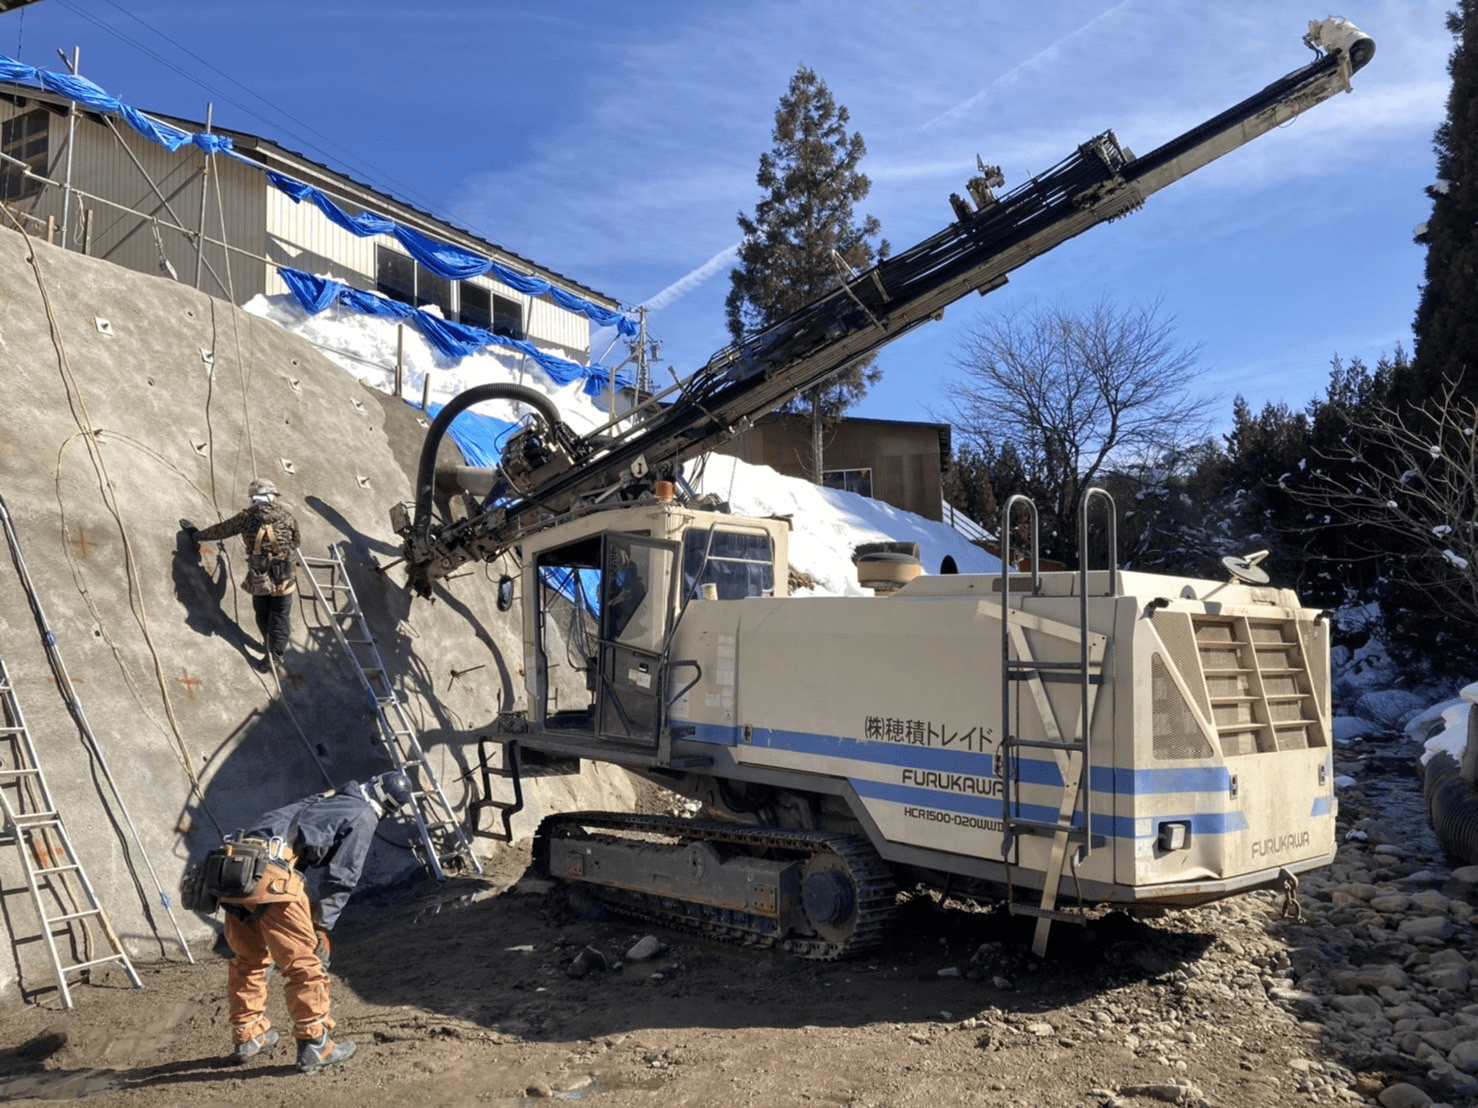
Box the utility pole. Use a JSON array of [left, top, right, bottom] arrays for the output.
[[56, 47, 78, 250], [193, 103, 213, 289]]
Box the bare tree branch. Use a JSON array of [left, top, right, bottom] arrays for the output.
[[945, 295, 1208, 559]]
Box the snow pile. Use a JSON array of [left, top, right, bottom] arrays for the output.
[[245, 293, 997, 594], [688, 455, 999, 595], [245, 293, 609, 435], [1327, 598, 1473, 776], [1404, 687, 1474, 768]]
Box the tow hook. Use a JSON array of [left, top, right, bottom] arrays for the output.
[[1278, 867, 1304, 922]]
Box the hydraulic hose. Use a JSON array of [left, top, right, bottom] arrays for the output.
[[411, 383, 563, 543]]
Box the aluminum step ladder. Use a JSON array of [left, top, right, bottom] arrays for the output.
[[998, 491, 1115, 956], [297, 544, 482, 880], [0, 655, 143, 1008]]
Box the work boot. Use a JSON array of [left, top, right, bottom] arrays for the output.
[[297, 1031, 356, 1073], [231, 1028, 278, 1064]]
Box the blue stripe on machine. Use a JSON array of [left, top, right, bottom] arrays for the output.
[[1088, 765, 1233, 795], [1311, 795, 1332, 816], [686, 721, 1234, 797], [681, 720, 1252, 829], [851, 779, 1248, 839], [685, 721, 1001, 776]]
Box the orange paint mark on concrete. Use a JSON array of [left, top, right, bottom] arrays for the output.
[[176, 669, 203, 700]]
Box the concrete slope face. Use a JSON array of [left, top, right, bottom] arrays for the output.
[[0, 226, 632, 999]]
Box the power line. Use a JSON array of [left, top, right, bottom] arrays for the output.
[[50, 0, 457, 223]]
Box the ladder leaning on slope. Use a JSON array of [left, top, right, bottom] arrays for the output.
[[0, 655, 143, 1008], [296, 544, 482, 881]]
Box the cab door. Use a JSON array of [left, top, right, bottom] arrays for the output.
[[596, 535, 678, 747]]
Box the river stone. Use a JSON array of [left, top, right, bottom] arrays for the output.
[[1330, 994, 1385, 1016], [626, 935, 664, 962], [1332, 965, 1409, 991], [1408, 890, 1451, 914], [1370, 893, 1411, 914], [1450, 864, 1478, 887], [1377, 1081, 1433, 1108], [1418, 1028, 1468, 1054], [1421, 965, 1471, 992], [1451, 1040, 1478, 1075], [1396, 916, 1454, 943]]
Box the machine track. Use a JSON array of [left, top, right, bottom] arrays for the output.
[[533, 811, 898, 960]]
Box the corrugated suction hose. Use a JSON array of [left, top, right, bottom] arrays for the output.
[[1424, 751, 1478, 868]]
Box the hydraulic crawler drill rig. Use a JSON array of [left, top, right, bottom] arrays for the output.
[[390, 18, 1373, 956]]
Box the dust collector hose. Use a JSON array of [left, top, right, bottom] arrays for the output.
[[412, 383, 562, 542], [1423, 751, 1478, 868]]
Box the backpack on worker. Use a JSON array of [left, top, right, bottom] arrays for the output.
[[241, 523, 295, 597]]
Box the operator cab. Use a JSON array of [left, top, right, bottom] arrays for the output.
[[524, 503, 785, 760]]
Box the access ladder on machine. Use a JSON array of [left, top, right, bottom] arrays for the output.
[[0, 655, 143, 1008], [998, 491, 1116, 957], [297, 545, 482, 881]]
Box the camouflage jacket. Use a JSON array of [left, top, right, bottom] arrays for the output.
[[196, 500, 301, 552]]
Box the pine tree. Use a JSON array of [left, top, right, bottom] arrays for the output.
[[942, 443, 999, 530], [1412, 2, 1478, 404], [725, 65, 886, 482]]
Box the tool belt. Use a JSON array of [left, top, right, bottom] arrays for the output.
[[192, 836, 296, 909]]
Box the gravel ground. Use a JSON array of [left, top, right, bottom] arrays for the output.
[[0, 730, 1474, 1108]]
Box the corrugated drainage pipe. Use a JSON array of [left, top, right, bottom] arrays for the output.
[[1424, 751, 1478, 867]]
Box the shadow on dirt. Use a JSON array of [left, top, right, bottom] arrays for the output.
[[326, 868, 1218, 1041]]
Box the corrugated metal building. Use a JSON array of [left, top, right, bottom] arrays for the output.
[[0, 82, 612, 364]]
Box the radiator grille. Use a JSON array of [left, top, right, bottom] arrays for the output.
[[1151, 654, 1215, 761], [1191, 615, 1325, 754]]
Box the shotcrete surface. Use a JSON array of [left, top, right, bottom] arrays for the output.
[[0, 224, 635, 998]]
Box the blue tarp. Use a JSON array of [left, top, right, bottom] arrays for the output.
[[278, 267, 634, 397], [0, 54, 638, 339], [0, 55, 232, 155], [422, 400, 517, 469], [266, 172, 636, 335]]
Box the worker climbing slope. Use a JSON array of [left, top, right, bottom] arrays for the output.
[[185, 479, 301, 672]]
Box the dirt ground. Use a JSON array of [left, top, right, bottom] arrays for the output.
[[0, 830, 1407, 1108]]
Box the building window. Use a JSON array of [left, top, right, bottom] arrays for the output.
[[374, 244, 453, 316], [823, 468, 873, 498], [375, 246, 415, 302], [1, 109, 49, 201], [493, 294, 524, 340], [460, 283, 491, 329]]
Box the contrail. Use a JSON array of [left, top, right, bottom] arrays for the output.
[[923, 0, 1133, 131], [641, 241, 741, 311]]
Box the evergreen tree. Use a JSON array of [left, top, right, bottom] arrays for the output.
[[942, 443, 998, 531], [1412, 3, 1478, 404], [725, 65, 886, 482]]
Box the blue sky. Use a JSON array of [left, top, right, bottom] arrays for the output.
[[2, 1, 1454, 435]]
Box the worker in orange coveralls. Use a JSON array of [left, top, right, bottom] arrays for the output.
[[215, 771, 412, 1072]]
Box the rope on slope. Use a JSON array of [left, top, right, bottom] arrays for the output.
[[5, 205, 204, 799]]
